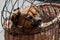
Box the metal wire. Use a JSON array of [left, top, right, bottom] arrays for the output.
[[17, 0, 19, 9], [1, 0, 8, 30], [25, 0, 35, 16], [11, 0, 18, 13], [19, 0, 25, 10]]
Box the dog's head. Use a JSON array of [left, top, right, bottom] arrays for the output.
[[24, 6, 42, 27], [4, 5, 42, 32]]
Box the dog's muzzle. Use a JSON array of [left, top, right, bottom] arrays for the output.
[[31, 16, 42, 27]]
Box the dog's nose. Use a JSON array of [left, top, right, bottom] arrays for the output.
[[31, 19, 42, 27], [33, 16, 42, 22], [31, 16, 42, 27], [36, 19, 42, 25], [37, 19, 42, 23]]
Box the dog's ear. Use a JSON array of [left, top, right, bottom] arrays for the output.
[[27, 6, 39, 19], [28, 12, 34, 18], [30, 6, 37, 15], [4, 19, 13, 29], [20, 6, 30, 15]]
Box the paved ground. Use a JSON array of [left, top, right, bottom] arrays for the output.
[[0, 30, 4, 40]]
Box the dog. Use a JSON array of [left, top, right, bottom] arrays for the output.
[[4, 3, 60, 33]]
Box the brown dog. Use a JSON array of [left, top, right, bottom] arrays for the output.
[[4, 3, 60, 34]]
